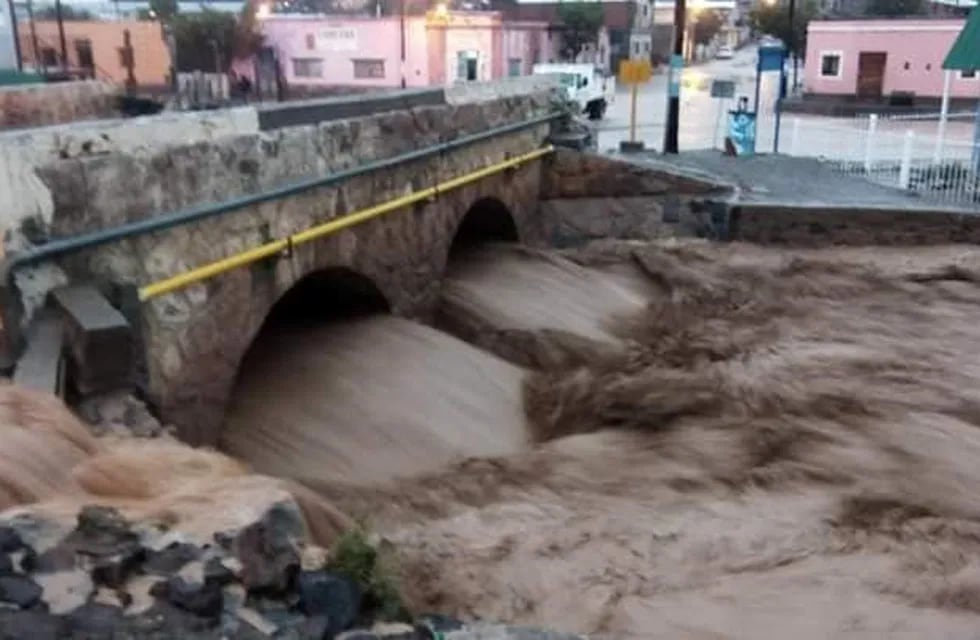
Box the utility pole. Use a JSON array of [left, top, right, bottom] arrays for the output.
[[788, 0, 797, 92], [26, 0, 39, 73], [54, 0, 67, 72], [664, 0, 686, 154], [399, 0, 406, 88]]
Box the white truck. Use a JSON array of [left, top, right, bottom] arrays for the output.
[[532, 63, 615, 120]]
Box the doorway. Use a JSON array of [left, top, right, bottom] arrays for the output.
[[857, 52, 887, 100]]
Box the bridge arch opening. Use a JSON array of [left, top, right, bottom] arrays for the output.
[[260, 267, 391, 330], [449, 197, 519, 259]]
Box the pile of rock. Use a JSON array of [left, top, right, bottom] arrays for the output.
[[0, 503, 384, 639], [0, 504, 583, 640]]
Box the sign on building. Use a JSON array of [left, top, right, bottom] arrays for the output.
[[318, 27, 358, 52]]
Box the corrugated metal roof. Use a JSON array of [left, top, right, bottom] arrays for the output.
[[944, 7, 980, 70]]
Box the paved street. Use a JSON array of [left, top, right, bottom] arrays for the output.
[[597, 44, 976, 159]]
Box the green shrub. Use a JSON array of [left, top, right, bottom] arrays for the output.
[[327, 528, 408, 622]]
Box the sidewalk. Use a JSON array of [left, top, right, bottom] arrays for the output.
[[617, 150, 976, 211]]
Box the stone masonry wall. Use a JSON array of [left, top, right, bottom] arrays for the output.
[[0, 107, 260, 243], [538, 150, 734, 247], [35, 93, 553, 444], [0, 81, 119, 129]]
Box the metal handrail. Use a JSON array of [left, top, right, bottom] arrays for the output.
[[139, 145, 554, 300]]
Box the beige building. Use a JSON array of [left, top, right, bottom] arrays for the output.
[[18, 20, 171, 89]]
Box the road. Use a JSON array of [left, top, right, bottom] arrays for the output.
[[597, 44, 976, 162]]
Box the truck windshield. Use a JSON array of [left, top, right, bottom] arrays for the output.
[[558, 73, 576, 88]]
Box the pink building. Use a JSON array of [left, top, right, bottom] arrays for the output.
[[804, 19, 979, 101], [258, 11, 553, 92]]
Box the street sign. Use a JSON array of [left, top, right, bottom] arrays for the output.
[[668, 54, 683, 98], [618, 59, 652, 85], [758, 46, 786, 73], [710, 80, 736, 99], [618, 59, 653, 150]]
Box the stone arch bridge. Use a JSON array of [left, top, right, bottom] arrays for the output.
[[1, 86, 727, 445]]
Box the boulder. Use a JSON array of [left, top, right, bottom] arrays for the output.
[[0, 574, 42, 608], [151, 575, 224, 619], [233, 503, 303, 594], [0, 609, 66, 640], [298, 570, 362, 633], [0, 527, 24, 553], [144, 542, 201, 576]]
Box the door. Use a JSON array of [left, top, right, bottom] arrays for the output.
[[857, 52, 887, 100]]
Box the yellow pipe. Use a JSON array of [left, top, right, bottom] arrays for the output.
[[139, 145, 553, 301]]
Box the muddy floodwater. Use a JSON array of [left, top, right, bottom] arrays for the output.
[[10, 240, 980, 637], [219, 241, 980, 637]]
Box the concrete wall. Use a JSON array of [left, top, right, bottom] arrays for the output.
[[804, 20, 974, 99], [35, 91, 552, 444], [0, 80, 119, 129], [538, 150, 733, 246], [728, 204, 980, 246], [18, 20, 171, 87]]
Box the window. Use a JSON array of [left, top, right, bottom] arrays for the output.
[[507, 58, 521, 77], [75, 39, 94, 70], [961, 69, 978, 79], [352, 59, 385, 79], [456, 51, 478, 81], [642, 3, 648, 16], [305, 33, 316, 50], [820, 52, 842, 78], [41, 47, 57, 67], [645, 42, 650, 53], [634, 42, 640, 55], [292, 58, 323, 78]]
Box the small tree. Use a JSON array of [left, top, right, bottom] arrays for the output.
[[149, 0, 178, 21], [748, 0, 817, 58], [865, 0, 925, 16], [174, 10, 262, 73], [692, 9, 724, 46], [35, 4, 95, 20], [557, 1, 605, 61]]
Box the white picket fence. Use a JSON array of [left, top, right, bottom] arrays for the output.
[[781, 114, 980, 206]]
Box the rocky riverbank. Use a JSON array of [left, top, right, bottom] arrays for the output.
[[0, 502, 583, 640], [0, 385, 582, 640]]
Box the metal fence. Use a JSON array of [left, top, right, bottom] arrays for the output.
[[781, 114, 980, 206]]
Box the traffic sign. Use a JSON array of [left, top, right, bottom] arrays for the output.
[[618, 59, 652, 85]]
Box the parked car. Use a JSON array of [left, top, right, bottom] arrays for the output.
[[716, 45, 734, 60]]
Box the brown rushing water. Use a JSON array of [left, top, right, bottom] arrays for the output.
[[8, 241, 980, 637]]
